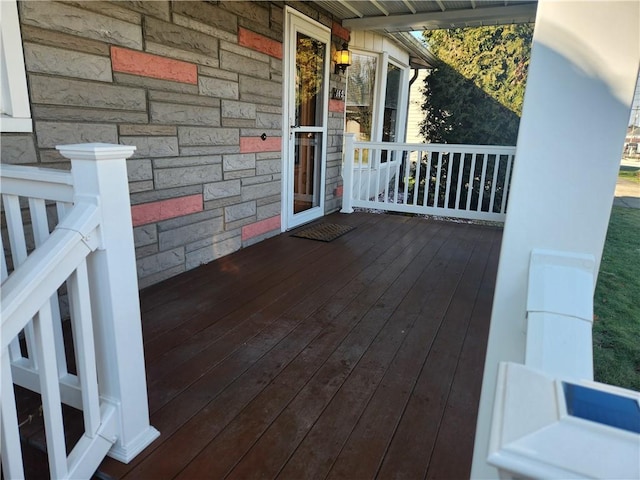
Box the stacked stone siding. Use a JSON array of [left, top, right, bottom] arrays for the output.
[[1, 1, 348, 289]]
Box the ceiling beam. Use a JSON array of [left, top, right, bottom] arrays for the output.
[[370, 0, 390, 16], [402, 0, 417, 14], [341, 1, 364, 18], [343, 3, 537, 31]]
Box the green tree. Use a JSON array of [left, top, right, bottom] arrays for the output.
[[420, 24, 534, 145]]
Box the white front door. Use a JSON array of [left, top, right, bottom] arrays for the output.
[[283, 9, 330, 229]]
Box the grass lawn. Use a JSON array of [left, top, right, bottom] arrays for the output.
[[619, 165, 640, 183], [593, 206, 640, 391]]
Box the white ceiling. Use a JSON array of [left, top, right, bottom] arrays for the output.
[[314, 0, 537, 32]]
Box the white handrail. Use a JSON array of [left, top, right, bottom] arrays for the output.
[[1, 164, 74, 202], [341, 138, 517, 222]]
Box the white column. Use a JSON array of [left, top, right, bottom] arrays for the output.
[[471, 1, 640, 478], [340, 133, 356, 213], [56, 143, 159, 462]]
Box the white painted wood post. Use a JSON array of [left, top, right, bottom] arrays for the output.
[[340, 133, 355, 213], [471, 1, 640, 478], [56, 143, 159, 462]]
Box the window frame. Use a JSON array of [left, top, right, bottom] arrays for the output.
[[345, 49, 409, 145], [1, 0, 32, 133], [345, 49, 381, 144], [376, 55, 409, 146]]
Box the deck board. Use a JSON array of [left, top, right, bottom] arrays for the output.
[[16, 212, 501, 480]]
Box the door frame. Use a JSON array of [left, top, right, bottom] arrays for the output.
[[281, 7, 331, 230]]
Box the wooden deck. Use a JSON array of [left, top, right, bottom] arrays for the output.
[[17, 212, 502, 479]]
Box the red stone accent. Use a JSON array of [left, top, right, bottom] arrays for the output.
[[335, 186, 344, 197], [111, 46, 198, 84], [332, 22, 350, 42], [131, 194, 203, 226], [240, 136, 282, 153], [328, 99, 345, 113], [238, 28, 283, 59], [242, 215, 281, 241]]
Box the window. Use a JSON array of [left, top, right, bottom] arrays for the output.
[[346, 52, 377, 143], [346, 51, 408, 163], [1, 0, 32, 132], [382, 63, 402, 144]]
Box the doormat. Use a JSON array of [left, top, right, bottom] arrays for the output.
[[291, 223, 355, 242]]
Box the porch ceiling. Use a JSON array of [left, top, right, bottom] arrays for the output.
[[315, 0, 537, 33]]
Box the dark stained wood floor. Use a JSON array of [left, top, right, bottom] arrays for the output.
[[19, 212, 502, 480]]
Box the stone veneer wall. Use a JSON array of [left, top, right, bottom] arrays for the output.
[[1, 1, 349, 289]]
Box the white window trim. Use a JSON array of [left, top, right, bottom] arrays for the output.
[[347, 49, 410, 145], [1, 0, 32, 132]]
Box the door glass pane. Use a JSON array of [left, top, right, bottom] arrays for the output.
[[293, 132, 322, 213], [295, 32, 325, 127], [346, 53, 377, 142]]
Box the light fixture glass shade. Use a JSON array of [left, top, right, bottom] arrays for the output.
[[334, 43, 351, 74], [336, 48, 351, 67]]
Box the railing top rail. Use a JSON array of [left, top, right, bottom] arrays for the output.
[[352, 141, 517, 153], [1, 164, 74, 202]]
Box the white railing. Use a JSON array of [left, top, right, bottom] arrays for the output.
[[340, 133, 516, 222], [1, 144, 159, 479]]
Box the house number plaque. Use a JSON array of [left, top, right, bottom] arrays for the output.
[[332, 88, 345, 100]]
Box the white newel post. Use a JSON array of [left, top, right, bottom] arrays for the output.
[[471, 1, 640, 478], [56, 143, 160, 462], [340, 133, 355, 214]]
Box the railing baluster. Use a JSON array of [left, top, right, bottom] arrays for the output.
[[56, 201, 72, 222], [477, 154, 489, 212], [501, 154, 515, 214], [4, 194, 39, 368], [466, 153, 477, 211], [356, 148, 363, 201], [366, 147, 373, 201], [455, 153, 466, 210], [414, 150, 423, 206], [402, 152, 411, 204], [30, 198, 69, 378], [425, 149, 433, 207], [68, 260, 101, 436], [34, 302, 69, 479], [377, 149, 382, 203], [1, 349, 25, 479], [444, 151, 455, 208], [4, 194, 29, 264], [0, 232, 22, 360], [392, 152, 401, 204], [434, 152, 443, 208], [384, 149, 393, 203], [488, 154, 501, 213]]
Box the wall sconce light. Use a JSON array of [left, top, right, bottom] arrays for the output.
[[334, 43, 352, 74]]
